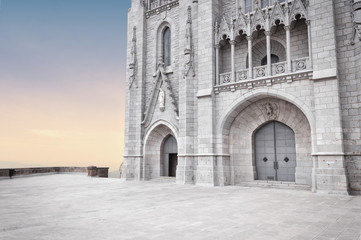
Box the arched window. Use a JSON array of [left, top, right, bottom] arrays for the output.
[[261, 54, 280, 66], [163, 27, 171, 67], [261, 0, 269, 8], [245, 0, 252, 13]]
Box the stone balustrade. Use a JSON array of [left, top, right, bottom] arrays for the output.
[[217, 57, 311, 86]]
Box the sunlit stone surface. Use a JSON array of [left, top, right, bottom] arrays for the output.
[[0, 174, 361, 239]]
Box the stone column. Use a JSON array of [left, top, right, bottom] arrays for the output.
[[306, 20, 313, 68], [308, 0, 348, 195], [122, 0, 146, 181], [247, 36, 253, 79], [195, 0, 219, 186], [311, 156, 318, 192], [230, 40, 236, 82], [177, 0, 197, 185], [285, 25, 292, 73], [215, 44, 220, 85], [265, 31, 272, 76]]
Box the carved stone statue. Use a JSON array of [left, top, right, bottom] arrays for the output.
[[153, 57, 168, 82], [129, 26, 137, 88], [158, 88, 165, 112], [184, 6, 195, 78], [262, 102, 279, 120]]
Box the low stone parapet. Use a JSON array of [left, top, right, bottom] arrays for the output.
[[87, 166, 109, 178], [0, 167, 87, 179]]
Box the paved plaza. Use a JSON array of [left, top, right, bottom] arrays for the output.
[[0, 174, 360, 240]]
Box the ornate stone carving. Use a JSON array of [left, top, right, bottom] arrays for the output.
[[184, 6, 195, 78], [215, 0, 308, 44], [296, 59, 307, 70], [255, 66, 266, 78], [145, 0, 179, 18], [262, 102, 280, 120], [153, 57, 169, 82], [251, 7, 266, 31], [275, 63, 286, 74], [290, 0, 308, 21], [351, 0, 361, 44], [235, 9, 248, 35], [215, 15, 231, 42], [129, 26, 137, 89], [158, 88, 165, 112], [142, 57, 178, 127], [220, 73, 231, 83], [237, 70, 248, 81], [270, 1, 286, 26]]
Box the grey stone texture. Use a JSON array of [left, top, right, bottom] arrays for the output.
[[1, 175, 361, 240], [123, 0, 361, 195]]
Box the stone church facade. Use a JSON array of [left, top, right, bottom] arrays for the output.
[[122, 0, 361, 195]]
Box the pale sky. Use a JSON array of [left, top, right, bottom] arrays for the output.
[[0, 0, 131, 175]]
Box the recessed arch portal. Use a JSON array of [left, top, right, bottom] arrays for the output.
[[218, 95, 313, 186], [143, 121, 178, 180]]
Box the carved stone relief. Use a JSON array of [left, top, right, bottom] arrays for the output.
[[158, 88, 165, 112], [261, 102, 280, 120], [351, 0, 361, 44], [142, 57, 179, 127], [129, 26, 137, 89], [153, 56, 169, 82], [215, 0, 308, 42], [184, 6, 195, 78]]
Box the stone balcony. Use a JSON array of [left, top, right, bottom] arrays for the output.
[[215, 57, 312, 94]]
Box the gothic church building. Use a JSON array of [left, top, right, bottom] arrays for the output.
[[122, 0, 361, 195]]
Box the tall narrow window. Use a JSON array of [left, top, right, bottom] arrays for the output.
[[261, 0, 269, 8], [245, 0, 252, 13], [163, 27, 171, 67]]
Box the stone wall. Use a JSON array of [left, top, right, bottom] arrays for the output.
[[123, 0, 359, 195], [0, 167, 87, 178], [334, 0, 361, 194]]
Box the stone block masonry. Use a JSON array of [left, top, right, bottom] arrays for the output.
[[122, 0, 361, 195]]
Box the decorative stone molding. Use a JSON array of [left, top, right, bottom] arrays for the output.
[[251, 7, 266, 31], [142, 57, 178, 127], [270, 1, 286, 27], [129, 26, 137, 89], [215, 0, 308, 43], [215, 15, 231, 43], [184, 6, 195, 78], [214, 70, 312, 94], [145, 0, 179, 19], [351, 0, 361, 44]]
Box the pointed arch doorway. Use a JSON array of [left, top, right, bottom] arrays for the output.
[[162, 135, 178, 177], [254, 121, 296, 182]]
